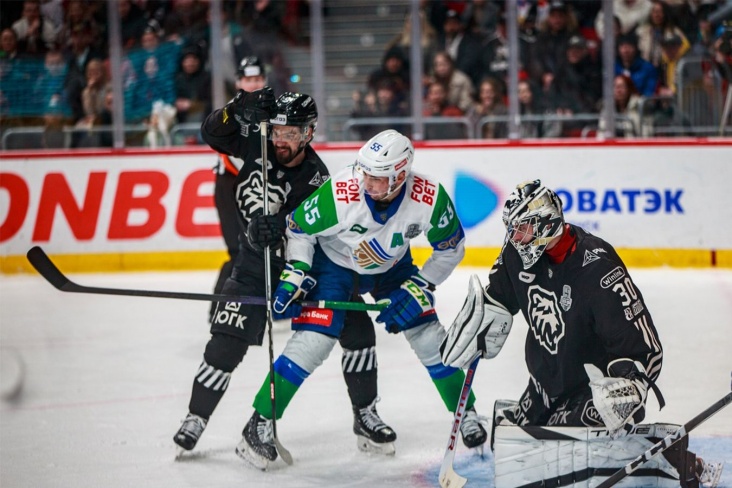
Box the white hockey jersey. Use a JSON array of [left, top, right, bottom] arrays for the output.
[[285, 166, 465, 285]]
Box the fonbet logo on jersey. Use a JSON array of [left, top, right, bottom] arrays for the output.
[[453, 172, 500, 229]]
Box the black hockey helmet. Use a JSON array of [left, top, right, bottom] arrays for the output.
[[237, 56, 265, 78], [271, 92, 318, 133]]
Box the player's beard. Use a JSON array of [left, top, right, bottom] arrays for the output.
[[275, 145, 296, 166]]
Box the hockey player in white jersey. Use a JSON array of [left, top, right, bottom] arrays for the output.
[[440, 179, 723, 487], [236, 129, 488, 469]]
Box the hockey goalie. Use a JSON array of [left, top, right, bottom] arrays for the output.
[[440, 180, 723, 488]]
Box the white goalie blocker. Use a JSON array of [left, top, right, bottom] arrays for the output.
[[493, 420, 687, 488]]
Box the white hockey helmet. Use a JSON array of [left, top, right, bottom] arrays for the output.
[[354, 129, 414, 197], [502, 179, 564, 269]]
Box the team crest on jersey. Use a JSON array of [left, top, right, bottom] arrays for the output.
[[527, 285, 566, 355], [236, 160, 286, 220], [560, 285, 572, 311], [582, 250, 600, 267], [405, 224, 421, 239], [353, 238, 393, 269]]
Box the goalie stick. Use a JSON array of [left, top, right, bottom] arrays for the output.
[[596, 390, 732, 488], [439, 355, 480, 488], [26, 246, 386, 312]]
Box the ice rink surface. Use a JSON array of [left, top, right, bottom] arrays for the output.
[[1, 266, 731, 487]]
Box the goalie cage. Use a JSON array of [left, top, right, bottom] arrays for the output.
[[493, 422, 702, 488]]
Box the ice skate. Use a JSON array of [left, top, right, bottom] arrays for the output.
[[235, 411, 278, 470], [173, 413, 207, 456], [353, 398, 397, 455], [697, 457, 724, 488], [460, 406, 488, 451]]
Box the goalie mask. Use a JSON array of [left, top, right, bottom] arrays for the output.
[[354, 129, 414, 200], [502, 179, 564, 269]]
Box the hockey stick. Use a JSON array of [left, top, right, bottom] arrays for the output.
[[26, 246, 385, 312], [596, 390, 732, 488], [259, 121, 293, 466], [439, 355, 480, 488]]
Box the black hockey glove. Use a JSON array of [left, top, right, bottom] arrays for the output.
[[246, 212, 284, 251], [227, 87, 276, 125]]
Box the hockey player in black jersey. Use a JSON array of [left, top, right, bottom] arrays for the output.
[[173, 87, 396, 458], [441, 180, 720, 487]]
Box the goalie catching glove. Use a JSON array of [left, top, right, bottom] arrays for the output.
[[376, 275, 434, 333], [440, 274, 513, 369], [272, 262, 317, 320], [585, 359, 665, 437]]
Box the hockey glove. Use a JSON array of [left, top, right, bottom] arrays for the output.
[[272, 262, 317, 320], [226, 87, 276, 125], [246, 212, 284, 251], [584, 359, 649, 437], [376, 275, 434, 333]]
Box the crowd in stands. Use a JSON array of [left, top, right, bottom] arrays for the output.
[[1, 0, 730, 147], [351, 0, 732, 139], [0, 0, 306, 148]]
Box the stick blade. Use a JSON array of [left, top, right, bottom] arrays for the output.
[[26, 246, 71, 290], [274, 439, 293, 466], [439, 466, 467, 488]]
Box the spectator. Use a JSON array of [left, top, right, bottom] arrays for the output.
[[656, 32, 690, 96], [470, 76, 508, 139], [615, 32, 659, 97], [97, 84, 114, 147], [366, 45, 410, 110], [555, 34, 602, 113], [422, 80, 467, 140], [63, 20, 104, 124], [429, 50, 475, 114], [462, 0, 501, 40], [74, 58, 108, 147], [128, 25, 180, 123], [351, 80, 409, 140], [594, 0, 652, 39], [0, 28, 21, 62], [385, 9, 439, 79], [482, 13, 510, 92], [163, 0, 208, 45], [35, 48, 71, 147], [532, 0, 579, 88], [239, 0, 285, 63], [516, 79, 543, 138], [174, 45, 211, 124], [440, 8, 486, 88], [118, 0, 147, 50], [12, 0, 58, 56], [635, 0, 690, 68], [712, 23, 732, 84], [599, 74, 644, 137], [57, 0, 99, 52]]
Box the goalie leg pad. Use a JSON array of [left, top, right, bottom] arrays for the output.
[[493, 423, 694, 488]]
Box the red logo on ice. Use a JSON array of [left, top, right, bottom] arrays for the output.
[[292, 307, 333, 326]]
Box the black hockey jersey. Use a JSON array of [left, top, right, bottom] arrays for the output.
[[485, 225, 663, 401], [201, 108, 329, 256]]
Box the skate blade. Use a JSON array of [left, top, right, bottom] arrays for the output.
[[235, 443, 272, 471], [356, 435, 396, 456], [700, 461, 724, 488]]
